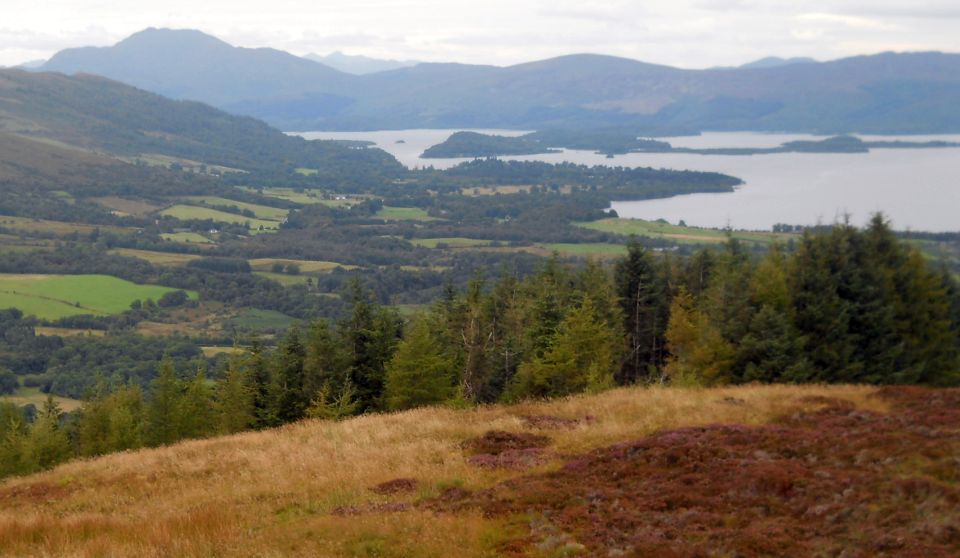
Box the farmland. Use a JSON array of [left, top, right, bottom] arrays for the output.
[[0, 216, 136, 237], [248, 258, 356, 274], [107, 248, 202, 267], [577, 218, 796, 245], [159, 205, 280, 231], [375, 206, 441, 221], [0, 274, 196, 320], [410, 237, 493, 248], [544, 242, 628, 257], [183, 196, 289, 220], [160, 232, 215, 244]]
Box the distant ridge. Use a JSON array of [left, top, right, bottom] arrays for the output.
[[303, 51, 419, 74], [739, 56, 817, 69], [39, 29, 960, 134]]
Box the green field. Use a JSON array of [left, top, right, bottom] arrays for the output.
[[294, 167, 318, 176], [544, 243, 629, 257], [1, 386, 83, 412], [160, 232, 215, 244], [227, 308, 299, 332], [184, 196, 289, 220], [375, 206, 440, 221], [108, 248, 202, 266], [0, 274, 197, 320], [577, 218, 795, 245], [241, 187, 326, 205], [410, 237, 493, 248], [253, 271, 312, 286], [159, 205, 280, 231]]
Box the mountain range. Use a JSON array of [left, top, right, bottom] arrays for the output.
[[303, 51, 419, 74], [38, 28, 960, 133]]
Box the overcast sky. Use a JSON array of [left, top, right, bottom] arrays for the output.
[[3, 0, 959, 68]]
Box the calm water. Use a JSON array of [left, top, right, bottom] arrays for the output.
[[298, 130, 960, 232]]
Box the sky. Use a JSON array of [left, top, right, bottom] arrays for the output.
[[2, 0, 959, 68]]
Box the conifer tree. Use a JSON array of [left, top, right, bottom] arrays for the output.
[[145, 358, 182, 446], [178, 367, 215, 439], [615, 240, 670, 382], [24, 396, 71, 471], [508, 298, 618, 399], [384, 317, 455, 410], [217, 353, 256, 434]]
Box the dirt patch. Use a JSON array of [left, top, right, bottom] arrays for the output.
[[519, 414, 596, 430], [429, 387, 960, 557], [0, 481, 73, 504], [463, 431, 552, 456], [331, 502, 411, 516], [369, 478, 418, 495]]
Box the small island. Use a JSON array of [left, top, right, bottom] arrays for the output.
[[421, 130, 960, 159]]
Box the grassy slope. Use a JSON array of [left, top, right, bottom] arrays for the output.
[[184, 196, 289, 221], [0, 385, 885, 556], [0, 274, 196, 319]]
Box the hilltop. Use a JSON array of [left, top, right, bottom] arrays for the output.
[[37, 29, 960, 133], [0, 384, 957, 556]]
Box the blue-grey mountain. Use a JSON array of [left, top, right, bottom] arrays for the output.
[[40, 28, 960, 134]]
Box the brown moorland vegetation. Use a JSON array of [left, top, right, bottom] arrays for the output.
[[2, 384, 955, 557]]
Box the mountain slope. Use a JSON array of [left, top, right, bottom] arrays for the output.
[[0, 68, 402, 176], [39, 29, 960, 133]]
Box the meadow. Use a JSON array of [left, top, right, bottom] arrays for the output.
[[184, 196, 289, 221], [160, 232, 215, 244], [107, 248, 202, 267], [410, 237, 493, 248], [375, 206, 441, 221], [0, 384, 893, 557], [159, 205, 280, 231], [0, 216, 135, 237], [0, 274, 197, 320], [577, 218, 796, 245]]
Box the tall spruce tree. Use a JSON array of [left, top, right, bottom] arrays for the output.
[[615, 240, 669, 382]]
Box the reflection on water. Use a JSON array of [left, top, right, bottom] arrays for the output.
[[297, 130, 960, 232]]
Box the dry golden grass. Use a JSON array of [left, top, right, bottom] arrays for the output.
[[107, 248, 202, 267], [0, 384, 884, 557]]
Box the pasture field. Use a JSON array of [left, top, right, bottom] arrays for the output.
[[108, 248, 202, 267], [410, 237, 493, 248], [160, 232, 215, 244], [375, 206, 440, 221], [33, 327, 106, 337], [248, 258, 356, 274], [253, 271, 311, 286], [577, 218, 795, 245], [0, 216, 135, 237], [240, 187, 327, 205], [0, 386, 82, 412], [226, 308, 299, 332], [544, 242, 629, 257], [295, 167, 319, 176], [159, 205, 280, 231], [0, 274, 197, 320], [0, 384, 913, 557], [200, 346, 247, 358], [184, 196, 289, 220], [90, 196, 163, 216]]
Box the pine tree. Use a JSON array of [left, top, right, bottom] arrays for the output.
[[217, 353, 256, 434], [615, 240, 670, 383], [270, 328, 307, 423], [145, 358, 183, 446], [178, 367, 215, 439], [508, 298, 618, 399], [664, 288, 734, 386], [24, 396, 71, 471], [384, 318, 455, 410]]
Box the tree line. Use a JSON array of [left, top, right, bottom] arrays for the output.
[[2, 216, 958, 479]]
